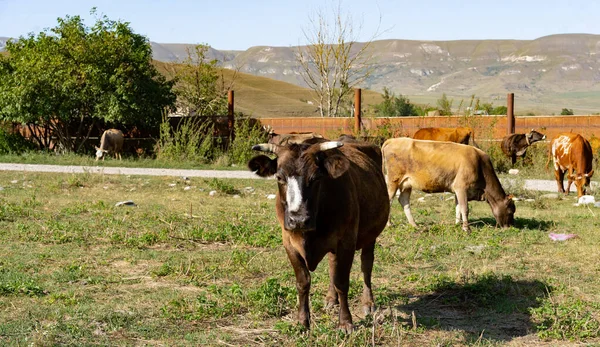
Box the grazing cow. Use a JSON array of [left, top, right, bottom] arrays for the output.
[[95, 129, 124, 161], [413, 126, 475, 145], [248, 137, 389, 333], [382, 138, 515, 232], [267, 131, 324, 146], [551, 133, 594, 198], [501, 129, 546, 165]]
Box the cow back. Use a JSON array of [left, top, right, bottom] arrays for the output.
[[100, 129, 124, 151]]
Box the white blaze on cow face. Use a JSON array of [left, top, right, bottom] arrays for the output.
[[96, 149, 104, 159], [286, 176, 303, 213]]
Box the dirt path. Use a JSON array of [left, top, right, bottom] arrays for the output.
[[0, 162, 587, 193]]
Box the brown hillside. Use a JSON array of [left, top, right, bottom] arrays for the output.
[[153, 60, 382, 118]]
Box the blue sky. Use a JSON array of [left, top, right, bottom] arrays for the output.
[[1, 0, 599, 50]]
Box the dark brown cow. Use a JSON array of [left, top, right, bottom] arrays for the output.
[[501, 129, 546, 165], [382, 137, 515, 232], [248, 138, 389, 333], [267, 131, 323, 145], [413, 126, 475, 145], [551, 133, 594, 198]]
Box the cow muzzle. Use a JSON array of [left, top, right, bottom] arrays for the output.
[[284, 213, 315, 232]]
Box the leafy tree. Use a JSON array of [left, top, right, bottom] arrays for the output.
[[173, 44, 230, 116], [437, 93, 453, 115], [561, 108, 574, 115], [374, 87, 417, 117], [0, 10, 175, 152]]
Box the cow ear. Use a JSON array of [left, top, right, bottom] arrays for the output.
[[94, 146, 100, 150], [248, 155, 277, 177], [323, 154, 350, 179], [585, 170, 594, 178]]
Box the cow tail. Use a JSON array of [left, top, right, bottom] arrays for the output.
[[381, 142, 388, 179], [471, 131, 480, 149]]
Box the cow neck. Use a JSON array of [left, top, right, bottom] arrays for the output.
[[482, 166, 507, 205]]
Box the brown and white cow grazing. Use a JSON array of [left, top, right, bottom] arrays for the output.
[[551, 133, 594, 198], [382, 137, 515, 232], [413, 126, 475, 145], [95, 129, 124, 161], [248, 137, 389, 333], [501, 129, 546, 166]]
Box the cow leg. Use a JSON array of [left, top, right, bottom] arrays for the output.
[[360, 241, 376, 316], [455, 195, 461, 224], [555, 169, 565, 193], [566, 169, 574, 195], [332, 247, 355, 333], [511, 154, 517, 166], [455, 190, 470, 232], [284, 245, 311, 329], [386, 180, 399, 226], [399, 188, 417, 227], [324, 253, 339, 309]]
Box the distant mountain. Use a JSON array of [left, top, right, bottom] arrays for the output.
[[0, 37, 9, 51], [4, 34, 600, 113], [152, 34, 600, 114]]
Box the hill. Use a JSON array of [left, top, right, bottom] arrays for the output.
[[152, 61, 383, 118], [152, 34, 600, 115]]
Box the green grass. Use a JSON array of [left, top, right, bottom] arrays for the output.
[[0, 170, 599, 345]]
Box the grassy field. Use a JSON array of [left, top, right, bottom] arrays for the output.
[[0, 170, 599, 346]]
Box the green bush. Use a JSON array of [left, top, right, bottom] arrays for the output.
[[155, 114, 222, 163], [228, 117, 269, 165], [0, 128, 35, 154]]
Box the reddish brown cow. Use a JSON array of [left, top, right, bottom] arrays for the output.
[[248, 137, 389, 333], [382, 137, 515, 232], [551, 133, 594, 198], [413, 126, 475, 145]]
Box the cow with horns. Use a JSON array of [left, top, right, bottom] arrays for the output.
[[500, 129, 546, 166], [248, 137, 389, 333]]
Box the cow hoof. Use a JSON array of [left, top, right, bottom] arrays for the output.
[[362, 303, 377, 316], [324, 297, 339, 309], [338, 322, 354, 334]]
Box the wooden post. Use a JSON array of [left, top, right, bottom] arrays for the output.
[[354, 89, 362, 135], [507, 93, 515, 135], [228, 90, 234, 141]]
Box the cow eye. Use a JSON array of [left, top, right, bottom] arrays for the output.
[[275, 174, 286, 184]]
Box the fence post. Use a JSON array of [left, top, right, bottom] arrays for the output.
[[354, 88, 362, 135], [228, 90, 235, 141], [507, 93, 515, 135]]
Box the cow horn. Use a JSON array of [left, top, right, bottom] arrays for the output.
[[252, 143, 279, 154], [318, 141, 344, 151]]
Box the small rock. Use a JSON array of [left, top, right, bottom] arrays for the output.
[[233, 195, 241, 199], [10, 180, 17, 184], [184, 186, 191, 191], [209, 190, 218, 196], [266, 194, 276, 200], [115, 200, 136, 207], [417, 197, 426, 202], [129, 188, 136, 192], [578, 195, 596, 205], [540, 193, 560, 200], [244, 186, 255, 193], [508, 169, 519, 175], [424, 194, 433, 197], [199, 188, 205, 192], [103, 186, 109, 190], [182, 176, 189, 181], [465, 245, 486, 254], [168, 183, 176, 187]]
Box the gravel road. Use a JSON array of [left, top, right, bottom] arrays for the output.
[[0, 163, 574, 192]]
